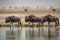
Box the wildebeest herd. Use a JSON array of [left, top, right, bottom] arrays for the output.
[[5, 14, 59, 26]]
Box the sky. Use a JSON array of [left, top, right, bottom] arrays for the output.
[[0, 0, 60, 9]]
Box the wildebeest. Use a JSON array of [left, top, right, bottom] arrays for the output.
[[41, 14, 59, 26], [5, 16, 22, 26], [25, 15, 41, 25]]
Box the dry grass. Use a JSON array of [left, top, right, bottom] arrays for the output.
[[0, 8, 60, 13]]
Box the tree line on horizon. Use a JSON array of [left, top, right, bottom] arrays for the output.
[[0, 6, 56, 11]]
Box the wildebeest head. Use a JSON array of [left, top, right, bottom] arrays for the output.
[[25, 15, 35, 22], [25, 16, 30, 22], [5, 16, 11, 23]]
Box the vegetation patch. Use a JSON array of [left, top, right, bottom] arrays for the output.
[[24, 24, 35, 27], [0, 24, 59, 27]]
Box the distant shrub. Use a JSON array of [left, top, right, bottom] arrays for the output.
[[52, 9, 56, 11], [0, 24, 2, 27], [24, 9, 28, 11]]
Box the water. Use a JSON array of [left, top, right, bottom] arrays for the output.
[[0, 26, 60, 40]]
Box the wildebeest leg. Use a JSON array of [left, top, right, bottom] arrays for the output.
[[38, 22, 40, 25], [55, 21, 57, 26], [12, 22, 14, 29], [18, 22, 20, 26], [20, 22, 22, 25], [10, 22, 14, 30], [10, 22, 11, 30], [18, 21, 22, 26], [29, 22, 31, 25], [57, 19, 59, 26], [41, 22, 43, 26], [48, 21, 50, 26]]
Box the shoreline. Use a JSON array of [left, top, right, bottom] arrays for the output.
[[0, 24, 59, 27]]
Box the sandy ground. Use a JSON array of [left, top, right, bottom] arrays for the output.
[[0, 9, 60, 25]]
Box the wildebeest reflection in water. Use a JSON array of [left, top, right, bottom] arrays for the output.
[[4, 26, 60, 40], [0, 26, 59, 40]]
